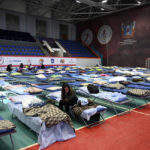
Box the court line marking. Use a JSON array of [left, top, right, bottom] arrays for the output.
[[132, 110, 150, 116]]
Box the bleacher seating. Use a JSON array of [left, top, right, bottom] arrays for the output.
[[0, 44, 45, 56], [0, 29, 35, 42], [58, 39, 97, 57]]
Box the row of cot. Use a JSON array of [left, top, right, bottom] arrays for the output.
[[1, 66, 150, 148], [0, 77, 107, 149]]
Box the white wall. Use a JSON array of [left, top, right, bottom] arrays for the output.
[[0, 9, 76, 40], [76, 58, 100, 67], [0, 56, 100, 67]]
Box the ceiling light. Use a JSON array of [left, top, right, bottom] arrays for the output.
[[101, 0, 108, 3], [137, 1, 141, 4], [76, 0, 81, 3], [101, 8, 105, 11]]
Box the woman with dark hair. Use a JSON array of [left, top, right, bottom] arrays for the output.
[[19, 63, 24, 72], [6, 64, 12, 72], [59, 83, 78, 113], [40, 63, 45, 69]]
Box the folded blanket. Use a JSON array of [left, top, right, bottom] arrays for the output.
[[103, 82, 125, 90]]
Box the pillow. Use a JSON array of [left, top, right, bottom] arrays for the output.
[[0, 91, 6, 97], [46, 86, 61, 91], [80, 83, 90, 86], [36, 74, 46, 79], [9, 95, 42, 104], [24, 87, 43, 94], [0, 74, 7, 77], [146, 77, 150, 81], [69, 71, 76, 73], [10, 72, 22, 76], [9, 95, 25, 103]]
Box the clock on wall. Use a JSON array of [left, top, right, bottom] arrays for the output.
[[81, 29, 93, 46], [97, 25, 112, 45]]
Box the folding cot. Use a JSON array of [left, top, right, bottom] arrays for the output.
[[46, 91, 107, 128], [77, 86, 132, 115], [0, 91, 7, 105], [7, 95, 75, 150], [127, 88, 150, 106], [0, 116, 16, 150]]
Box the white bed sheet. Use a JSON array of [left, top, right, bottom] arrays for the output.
[[78, 87, 127, 102]]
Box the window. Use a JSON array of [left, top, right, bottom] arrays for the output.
[[6, 14, 20, 31], [59, 24, 68, 40], [36, 19, 47, 37]]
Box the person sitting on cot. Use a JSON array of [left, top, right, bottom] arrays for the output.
[[6, 64, 13, 72], [59, 83, 78, 113]]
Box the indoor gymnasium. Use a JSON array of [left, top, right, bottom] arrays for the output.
[[0, 0, 150, 150]]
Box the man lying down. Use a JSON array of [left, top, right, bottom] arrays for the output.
[[8, 95, 75, 150]]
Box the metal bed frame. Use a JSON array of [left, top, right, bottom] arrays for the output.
[[0, 116, 16, 150], [76, 89, 132, 116]]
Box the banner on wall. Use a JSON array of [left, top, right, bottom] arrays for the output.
[[121, 21, 136, 39], [120, 20, 137, 45], [0, 56, 76, 66]]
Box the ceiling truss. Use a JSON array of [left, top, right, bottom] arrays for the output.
[[21, 0, 150, 22]]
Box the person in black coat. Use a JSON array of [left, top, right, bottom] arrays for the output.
[[6, 64, 12, 72], [18, 63, 24, 72], [40, 63, 45, 69], [59, 83, 78, 113]]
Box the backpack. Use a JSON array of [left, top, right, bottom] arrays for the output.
[[87, 84, 99, 94]]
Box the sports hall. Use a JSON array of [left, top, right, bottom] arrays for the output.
[[0, 0, 150, 150]]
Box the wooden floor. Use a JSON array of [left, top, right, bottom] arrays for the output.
[[23, 104, 150, 150]]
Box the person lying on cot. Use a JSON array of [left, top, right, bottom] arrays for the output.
[[59, 83, 78, 113]]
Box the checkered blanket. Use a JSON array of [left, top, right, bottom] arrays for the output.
[[23, 103, 74, 128], [128, 89, 150, 97], [0, 120, 16, 130]]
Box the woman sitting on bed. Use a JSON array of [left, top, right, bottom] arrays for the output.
[[59, 83, 78, 113], [18, 63, 24, 72]]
